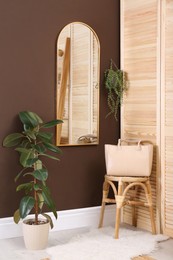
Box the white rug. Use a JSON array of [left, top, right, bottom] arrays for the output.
[[47, 226, 169, 260]]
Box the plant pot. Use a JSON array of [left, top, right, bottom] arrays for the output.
[[22, 219, 50, 250]]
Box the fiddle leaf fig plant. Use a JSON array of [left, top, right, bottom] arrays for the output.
[[3, 111, 63, 228], [104, 59, 128, 120]]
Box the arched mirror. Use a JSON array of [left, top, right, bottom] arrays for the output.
[[56, 22, 100, 146]]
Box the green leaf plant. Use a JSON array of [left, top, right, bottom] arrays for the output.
[[3, 111, 63, 228], [104, 59, 128, 120]]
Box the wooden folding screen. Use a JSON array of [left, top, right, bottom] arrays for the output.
[[161, 0, 173, 237], [120, 0, 160, 232], [121, 0, 173, 237]]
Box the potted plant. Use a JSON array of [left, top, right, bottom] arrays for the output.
[[104, 59, 128, 120], [2, 111, 62, 250]]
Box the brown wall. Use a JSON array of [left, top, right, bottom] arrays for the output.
[[0, 0, 120, 218]]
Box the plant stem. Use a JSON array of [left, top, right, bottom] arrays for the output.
[[34, 177, 39, 224], [33, 145, 39, 224]]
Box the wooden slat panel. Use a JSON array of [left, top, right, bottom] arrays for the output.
[[71, 24, 90, 142], [161, 0, 173, 237], [121, 0, 160, 232]]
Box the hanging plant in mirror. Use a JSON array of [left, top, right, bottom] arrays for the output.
[[104, 59, 128, 120]]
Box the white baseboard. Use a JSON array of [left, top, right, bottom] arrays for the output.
[[0, 205, 115, 240]]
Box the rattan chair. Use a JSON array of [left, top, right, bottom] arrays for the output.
[[98, 140, 156, 239]]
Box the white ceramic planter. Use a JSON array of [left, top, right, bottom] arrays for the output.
[[22, 219, 50, 250]]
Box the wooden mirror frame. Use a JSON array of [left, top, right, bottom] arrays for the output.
[[56, 22, 100, 146]]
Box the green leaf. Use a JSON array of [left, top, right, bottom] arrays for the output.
[[16, 183, 32, 192], [41, 213, 54, 229], [19, 111, 43, 128], [3, 133, 24, 147], [34, 183, 40, 191], [33, 145, 46, 154], [26, 158, 38, 167], [41, 185, 57, 219], [24, 130, 36, 140], [33, 169, 48, 181], [15, 147, 31, 153], [19, 196, 35, 219], [23, 124, 32, 131], [41, 153, 59, 161], [37, 132, 53, 142], [17, 148, 35, 167], [30, 112, 43, 124], [23, 172, 34, 177], [43, 142, 62, 154], [13, 209, 21, 224], [15, 147, 35, 167], [41, 119, 63, 128], [14, 168, 29, 182], [21, 139, 30, 148]]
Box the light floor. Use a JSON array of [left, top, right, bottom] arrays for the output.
[[0, 226, 173, 260]]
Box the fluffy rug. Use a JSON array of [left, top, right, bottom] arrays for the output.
[[47, 226, 169, 260]]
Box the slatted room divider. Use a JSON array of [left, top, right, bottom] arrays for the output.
[[121, 0, 173, 237]]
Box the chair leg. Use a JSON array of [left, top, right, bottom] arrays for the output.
[[131, 186, 138, 227], [132, 206, 137, 227], [149, 204, 156, 234], [98, 180, 110, 228], [115, 180, 124, 239], [145, 180, 156, 234], [115, 206, 121, 239]]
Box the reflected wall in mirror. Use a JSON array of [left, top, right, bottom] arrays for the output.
[[56, 22, 100, 146]]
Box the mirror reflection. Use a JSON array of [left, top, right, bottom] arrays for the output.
[[56, 22, 100, 146]]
